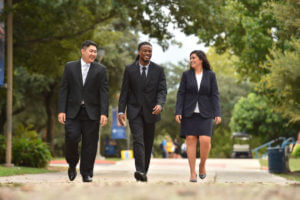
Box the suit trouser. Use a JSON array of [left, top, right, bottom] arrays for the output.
[[129, 113, 155, 174], [65, 107, 99, 177]]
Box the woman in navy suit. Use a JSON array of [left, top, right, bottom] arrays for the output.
[[175, 50, 221, 182]]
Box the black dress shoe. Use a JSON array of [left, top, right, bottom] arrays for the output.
[[134, 171, 147, 182], [82, 175, 93, 182], [68, 167, 77, 181]]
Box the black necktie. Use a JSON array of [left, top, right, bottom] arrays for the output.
[[141, 66, 147, 85]]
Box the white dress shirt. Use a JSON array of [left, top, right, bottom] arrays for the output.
[[194, 72, 203, 113], [139, 62, 150, 76], [81, 58, 91, 85]]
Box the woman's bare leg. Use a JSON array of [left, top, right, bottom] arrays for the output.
[[186, 135, 198, 180], [199, 136, 211, 175]]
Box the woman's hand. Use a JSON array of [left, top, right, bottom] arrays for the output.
[[214, 116, 221, 125], [175, 115, 182, 124]]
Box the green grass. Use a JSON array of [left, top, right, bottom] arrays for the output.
[[0, 166, 58, 177], [52, 157, 65, 160], [259, 158, 300, 182], [105, 157, 122, 162]]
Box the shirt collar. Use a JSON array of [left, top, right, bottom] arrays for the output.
[[139, 62, 150, 70], [81, 58, 91, 67]]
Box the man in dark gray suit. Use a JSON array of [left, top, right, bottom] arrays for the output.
[[118, 42, 167, 182], [58, 40, 109, 182]]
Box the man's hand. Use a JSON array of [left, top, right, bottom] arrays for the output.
[[175, 115, 182, 124], [214, 116, 222, 125], [152, 105, 162, 115], [118, 114, 126, 126], [58, 113, 66, 125], [100, 115, 108, 127]]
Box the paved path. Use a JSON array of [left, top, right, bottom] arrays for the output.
[[0, 159, 299, 200]]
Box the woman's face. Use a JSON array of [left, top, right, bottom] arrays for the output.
[[190, 53, 202, 69]]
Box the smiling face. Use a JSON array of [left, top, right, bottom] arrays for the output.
[[81, 45, 97, 64], [138, 45, 152, 65], [190, 53, 203, 69]]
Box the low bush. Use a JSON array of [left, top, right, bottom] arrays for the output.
[[13, 138, 51, 168], [292, 145, 300, 158]]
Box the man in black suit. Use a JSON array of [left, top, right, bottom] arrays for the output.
[[118, 42, 167, 182], [58, 40, 109, 182]]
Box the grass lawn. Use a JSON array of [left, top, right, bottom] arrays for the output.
[[104, 157, 122, 162], [0, 165, 60, 177], [259, 158, 300, 182]]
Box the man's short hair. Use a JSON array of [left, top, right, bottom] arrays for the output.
[[81, 40, 98, 49]]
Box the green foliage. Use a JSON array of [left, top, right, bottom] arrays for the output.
[[230, 93, 297, 142], [0, 124, 51, 167], [14, 124, 38, 140], [210, 127, 232, 158], [207, 48, 252, 128], [259, 38, 300, 123], [169, 0, 299, 81], [13, 138, 51, 168], [292, 145, 300, 158]]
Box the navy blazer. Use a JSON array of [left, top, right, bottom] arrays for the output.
[[175, 69, 221, 118]]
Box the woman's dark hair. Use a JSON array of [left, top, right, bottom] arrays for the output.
[[81, 40, 98, 49], [135, 41, 152, 61], [189, 50, 211, 71]]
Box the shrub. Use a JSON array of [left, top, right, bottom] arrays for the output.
[[210, 127, 232, 158], [13, 138, 52, 168], [292, 145, 300, 158]]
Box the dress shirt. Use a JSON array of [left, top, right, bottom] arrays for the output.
[[139, 62, 150, 77], [81, 58, 91, 85], [194, 72, 203, 113]]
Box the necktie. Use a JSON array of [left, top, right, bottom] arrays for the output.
[[141, 66, 147, 85]]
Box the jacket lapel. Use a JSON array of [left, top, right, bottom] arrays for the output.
[[145, 62, 155, 86], [83, 62, 95, 87], [75, 60, 83, 88], [190, 69, 198, 92], [134, 61, 141, 83], [199, 69, 207, 93]]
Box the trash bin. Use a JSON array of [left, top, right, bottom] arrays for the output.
[[267, 146, 286, 173]]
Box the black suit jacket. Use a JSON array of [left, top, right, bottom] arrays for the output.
[[118, 61, 167, 123], [58, 60, 109, 120], [175, 69, 221, 118]]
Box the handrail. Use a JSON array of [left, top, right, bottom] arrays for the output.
[[281, 137, 296, 149], [251, 137, 286, 158]]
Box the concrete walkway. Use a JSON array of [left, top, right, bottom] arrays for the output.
[[0, 159, 299, 200]]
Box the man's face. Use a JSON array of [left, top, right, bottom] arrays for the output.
[[138, 45, 152, 63], [81, 45, 97, 64]]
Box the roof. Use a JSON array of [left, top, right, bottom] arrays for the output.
[[232, 132, 251, 138]]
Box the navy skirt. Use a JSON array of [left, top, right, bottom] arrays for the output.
[[180, 113, 212, 139]]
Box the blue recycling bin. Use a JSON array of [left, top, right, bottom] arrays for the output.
[[267, 146, 286, 173]]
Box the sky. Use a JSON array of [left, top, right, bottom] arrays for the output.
[[139, 28, 208, 65]]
